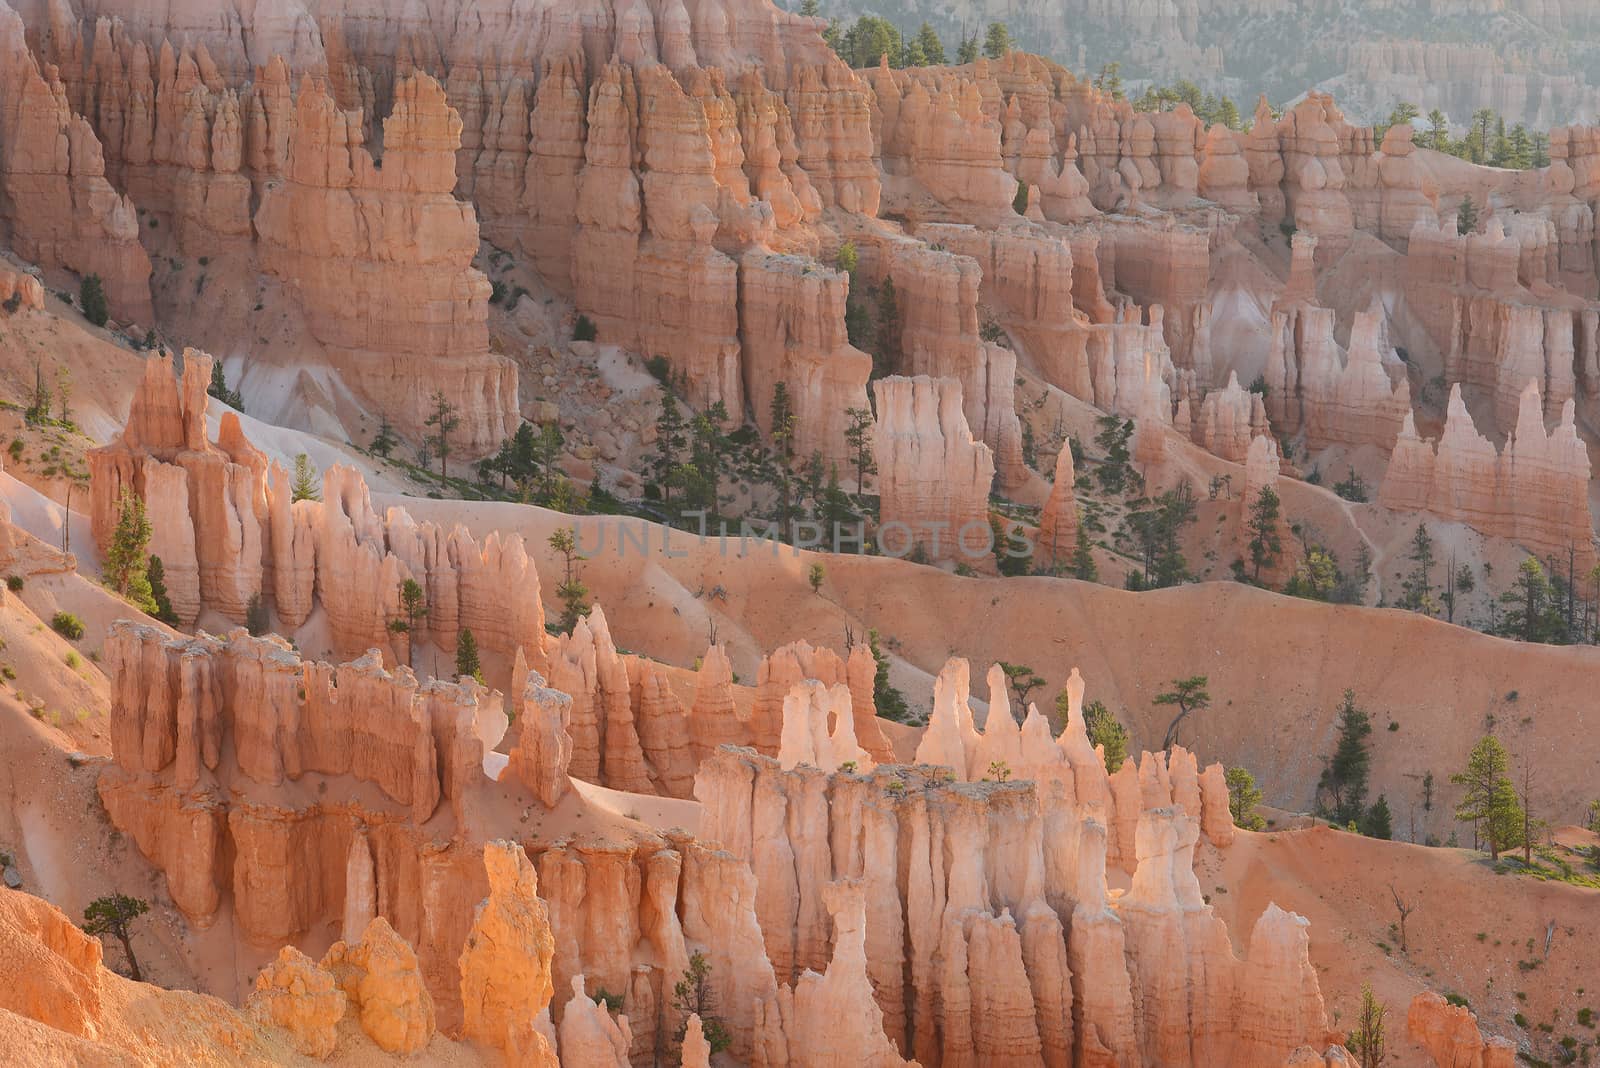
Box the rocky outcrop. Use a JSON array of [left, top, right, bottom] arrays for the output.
[[886, 242, 1026, 486], [459, 841, 559, 1065], [0, 266, 44, 310], [915, 221, 1096, 406], [1406, 991, 1517, 1068], [753, 881, 912, 1067], [506, 658, 575, 808], [251, 916, 438, 1055], [738, 250, 872, 468], [870, 62, 1018, 223], [0, 3, 152, 322], [753, 639, 893, 765], [1196, 371, 1270, 463], [89, 351, 550, 666], [558, 975, 634, 1065], [694, 717, 1326, 1067], [1402, 217, 1593, 435], [1276, 94, 1357, 260], [777, 679, 873, 773], [323, 917, 437, 1054], [872, 375, 996, 568], [1036, 441, 1078, 571], [97, 620, 508, 1026], [1381, 383, 1595, 568], [254, 72, 515, 455], [1265, 304, 1411, 451]]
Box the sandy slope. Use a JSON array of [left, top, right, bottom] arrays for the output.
[[1204, 825, 1598, 1066]]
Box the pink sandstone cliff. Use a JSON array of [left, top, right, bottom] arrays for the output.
[[254, 72, 516, 455], [871, 375, 997, 567], [1381, 382, 1595, 568]]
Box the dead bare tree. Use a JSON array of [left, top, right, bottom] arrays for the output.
[[1389, 884, 1416, 952]]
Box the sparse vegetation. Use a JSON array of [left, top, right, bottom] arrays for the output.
[[868, 628, 913, 724], [51, 612, 85, 641], [208, 361, 244, 410], [671, 951, 732, 1055]]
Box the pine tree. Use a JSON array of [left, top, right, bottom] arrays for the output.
[[867, 628, 912, 723], [1399, 523, 1437, 614], [106, 494, 153, 597], [82, 895, 150, 981], [370, 413, 398, 458], [207, 361, 243, 410], [55, 365, 73, 426], [424, 391, 460, 480], [147, 555, 178, 624], [1451, 734, 1521, 858], [843, 407, 876, 496], [798, 0, 819, 15], [671, 952, 732, 1055], [1246, 486, 1283, 581], [1472, 108, 1495, 163], [769, 382, 796, 462], [26, 358, 51, 426], [1363, 794, 1393, 839], [1425, 109, 1450, 151], [80, 274, 109, 327], [549, 527, 591, 632], [1318, 689, 1372, 826], [874, 277, 901, 378], [820, 464, 858, 538], [1225, 767, 1267, 830], [1070, 516, 1099, 581], [1216, 96, 1241, 130], [1012, 181, 1030, 215], [956, 32, 979, 64], [291, 453, 320, 502], [1071, 697, 1129, 771], [1092, 62, 1123, 98], [1153, 675, 1210, 752], [982, 21, 1012, 59], [915, 21, 946, 64], [455, 627, 483, 683], [652, 393, 688, 505], [387, 578, 429, 666], [1348, 983, 1387, 1068], [1497, 555, 1561, 643], [1456, 195, 1479, 235]]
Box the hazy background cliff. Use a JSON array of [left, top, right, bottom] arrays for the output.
[[806, 0, 1600, 127]]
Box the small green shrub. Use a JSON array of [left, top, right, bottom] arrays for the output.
[[6, 574, 23, 591], [64, 651, 80, 669], [51, 612, 85, 640], [573, 314, 597, 342], [1, 666, 15, 681]]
